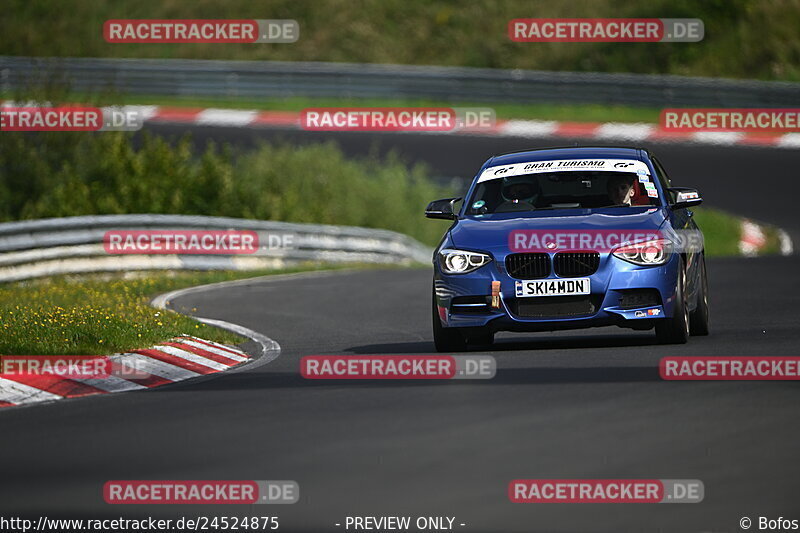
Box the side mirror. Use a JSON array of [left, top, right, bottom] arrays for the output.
[[425, 197, 461, 220], [668, 187, 703, 210]]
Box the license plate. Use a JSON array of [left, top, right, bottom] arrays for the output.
[[515, 278, 591, 297]]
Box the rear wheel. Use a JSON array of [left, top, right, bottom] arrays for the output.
[[656, 256, 690, 344], [689, 255, 710, 336], [432, 292, 467, 352]]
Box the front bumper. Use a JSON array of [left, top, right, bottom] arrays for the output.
[[434, 252, 679, 332]]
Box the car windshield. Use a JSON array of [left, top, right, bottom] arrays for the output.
[[466, 170, 659, 215]]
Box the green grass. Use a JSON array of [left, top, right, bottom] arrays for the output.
[[693, 207, 783, 257], [692, 207, 743, 257], [762, 226, 785, 255], [0, 264, 353, 356], [1, 0, 799, 82], [7, 92, 660, 124]]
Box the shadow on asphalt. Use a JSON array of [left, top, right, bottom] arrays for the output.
[[148, 332, 666, 392], [159, 364, 660, 392], [346, 331, 659, 354]]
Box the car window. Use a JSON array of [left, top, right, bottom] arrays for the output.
[[465, 170, 656, 215], [651, 157, 673, 189]]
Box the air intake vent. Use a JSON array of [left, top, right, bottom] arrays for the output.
[[618, 289, 662, 309], [505, 253, 550, 279], [510, 295, 602, 318]]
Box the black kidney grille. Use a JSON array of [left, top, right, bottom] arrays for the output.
[[553, 252, 600, 277], [505, 253, 550, 279]]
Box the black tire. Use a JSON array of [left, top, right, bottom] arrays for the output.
[[655, 256, 690, 344], [432, 292, 467, 352], [689, 255, 710, 336], [466, 330, 494, 347]]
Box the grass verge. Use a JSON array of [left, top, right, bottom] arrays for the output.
[[0, 264, 355, 356], [137, 95, 661, 124], [693, 207, 784, 257], [6, 93, 661, 124], [691, 208, 743, 257]]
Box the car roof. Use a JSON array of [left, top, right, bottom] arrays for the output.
[[486, 146, 647, 167]]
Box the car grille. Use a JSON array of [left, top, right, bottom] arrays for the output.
[[505, 253, 550, 279], [553, 252, 600, 277], [510, 295, 602, 319]]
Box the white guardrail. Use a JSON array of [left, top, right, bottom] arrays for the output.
[[4, 56, 800, 107], [0, 215, 433, 283]]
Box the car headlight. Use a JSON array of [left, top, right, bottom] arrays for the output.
[[612, 238, 673, 266], [438, 248, 492, 274]]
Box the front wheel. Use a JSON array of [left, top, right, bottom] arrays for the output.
[[689, 255, 710, 336], [656, 256, 690, 344], [467, 331, 494, 347], [432, 292, 467, 352]]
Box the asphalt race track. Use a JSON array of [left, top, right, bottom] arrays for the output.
[[1, 129, 799, 532]]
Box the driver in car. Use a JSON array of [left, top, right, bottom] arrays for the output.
[[606, 174, 636, 206], [497, 175, 541, 211]]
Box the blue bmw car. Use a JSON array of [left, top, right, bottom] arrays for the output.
[[426, 146, 709, 351]]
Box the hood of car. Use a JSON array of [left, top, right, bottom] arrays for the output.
[[448, 207, 669, 253]]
